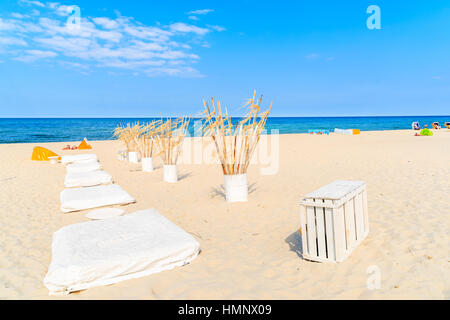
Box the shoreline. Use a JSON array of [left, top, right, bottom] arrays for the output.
[[1, 129, 447, 146]]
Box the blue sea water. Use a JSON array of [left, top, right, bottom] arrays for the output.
[[0, 116, 448, 144]]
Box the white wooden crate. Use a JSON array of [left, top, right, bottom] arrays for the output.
[[299, 180, 369, 263]]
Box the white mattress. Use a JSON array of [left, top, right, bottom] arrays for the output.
[[66, 160, 101, 173], [60, 184, 135, 213], [43, 209, 201, 295], [64, 170, 113, 188], [61, 154, 98, 164]]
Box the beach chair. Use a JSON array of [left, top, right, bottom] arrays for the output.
[[432, 122, 441, 129], [31, 147, 60, 161], [411, 122, 420, 130]]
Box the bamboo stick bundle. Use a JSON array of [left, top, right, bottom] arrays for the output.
[[203, 90, 272, 175], [137, 120, 162, 158], [153, 116, 190, 166], [202, 90, 272, 202], [113, 122, 142, 152]]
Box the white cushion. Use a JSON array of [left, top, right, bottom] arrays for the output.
[[61, 154, 98, 164], [64, 170, 113, 188], [66, 160, 101, 173], [60, 184, 135, 213], [43, 209, 201, 295]]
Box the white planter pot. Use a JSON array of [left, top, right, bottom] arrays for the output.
[[128, 151, 139, 163], [163, 165, 178, 183], [224, 174, 248, 203], [142, 157, 154, 172]]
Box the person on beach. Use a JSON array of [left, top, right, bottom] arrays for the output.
[[420, 124, 433, 136]]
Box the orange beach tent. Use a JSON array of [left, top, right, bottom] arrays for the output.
[[31, 147, 60, 161], [78, 138, 92, 150]]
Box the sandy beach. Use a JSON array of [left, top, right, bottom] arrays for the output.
[[0, 129, 449, 300]]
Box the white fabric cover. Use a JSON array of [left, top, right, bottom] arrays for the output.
[[86, 208, 125, 220], [44, 209, 201, 295], [66, 160, 101, 173], [64, 170, 113, 188], [60, 184, 135, 213], [61, 154, 98, 164]]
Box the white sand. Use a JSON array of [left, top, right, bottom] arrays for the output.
[[0, 130, 449, 299]]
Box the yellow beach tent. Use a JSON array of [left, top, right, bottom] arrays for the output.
[[78, 138, 92, 150], [31, 147, 60, 161]]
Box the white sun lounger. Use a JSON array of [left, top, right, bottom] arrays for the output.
[[66, 160, 102, 174], [43, 209, 201, 295], [61, 154, 98, 164], [64, 170, 113, 188], [60, 184, 135, 213]]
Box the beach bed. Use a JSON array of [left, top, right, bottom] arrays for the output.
[[60, 184, 135, 213], [66, 159, 102, 173], [61, 154, 98, 164], [64, 170, 113, 188], [44, 209, 200, 295]]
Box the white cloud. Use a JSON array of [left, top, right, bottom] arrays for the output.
[[169, 23, 209, 35], [0, 3, 224, 77], [0, 37, 28, 46], [305, 53, 320, 59], [11, 12, 28, 19], [14, 49, 57, 62], [54, 5, 74, 16], [93, 17, 119, 29], [19, 0, 45, 8], [0, 18, 18, 31], [207, 25, 225, 32], [188, 16, 199, 21], [47, 2, 60, 9], [188, 9, 214, 15]]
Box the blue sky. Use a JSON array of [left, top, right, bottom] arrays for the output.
[[0, 0, 449, 117]]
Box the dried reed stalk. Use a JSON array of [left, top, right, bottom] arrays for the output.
[[113, 122, 142, 152], [153, 116, 190, 165], [203, 90, 272, 175], [137, 120, 162, 158]]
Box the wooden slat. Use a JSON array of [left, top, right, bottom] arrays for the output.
[[362, 187, 370, 236], [324, 199, 335, 261], [354, 192, 365, 241], [344, 199, 357, 249], [333, 203, 346, 261], [304, 180, 365, 200], [314, 199, 327, 259], [306, 205, 317, 257], [299, 205, 309, 257]]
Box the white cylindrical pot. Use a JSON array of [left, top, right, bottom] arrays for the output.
[[142, 157, 154, 172], [163, 165, 178, 183], [224, 174, 248, 203], [128, 151, 139, 163]]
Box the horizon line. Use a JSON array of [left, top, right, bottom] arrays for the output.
[[0, 115, 449, 119]]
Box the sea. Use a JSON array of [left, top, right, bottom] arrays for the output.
[[0, 116, 448, 144]]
